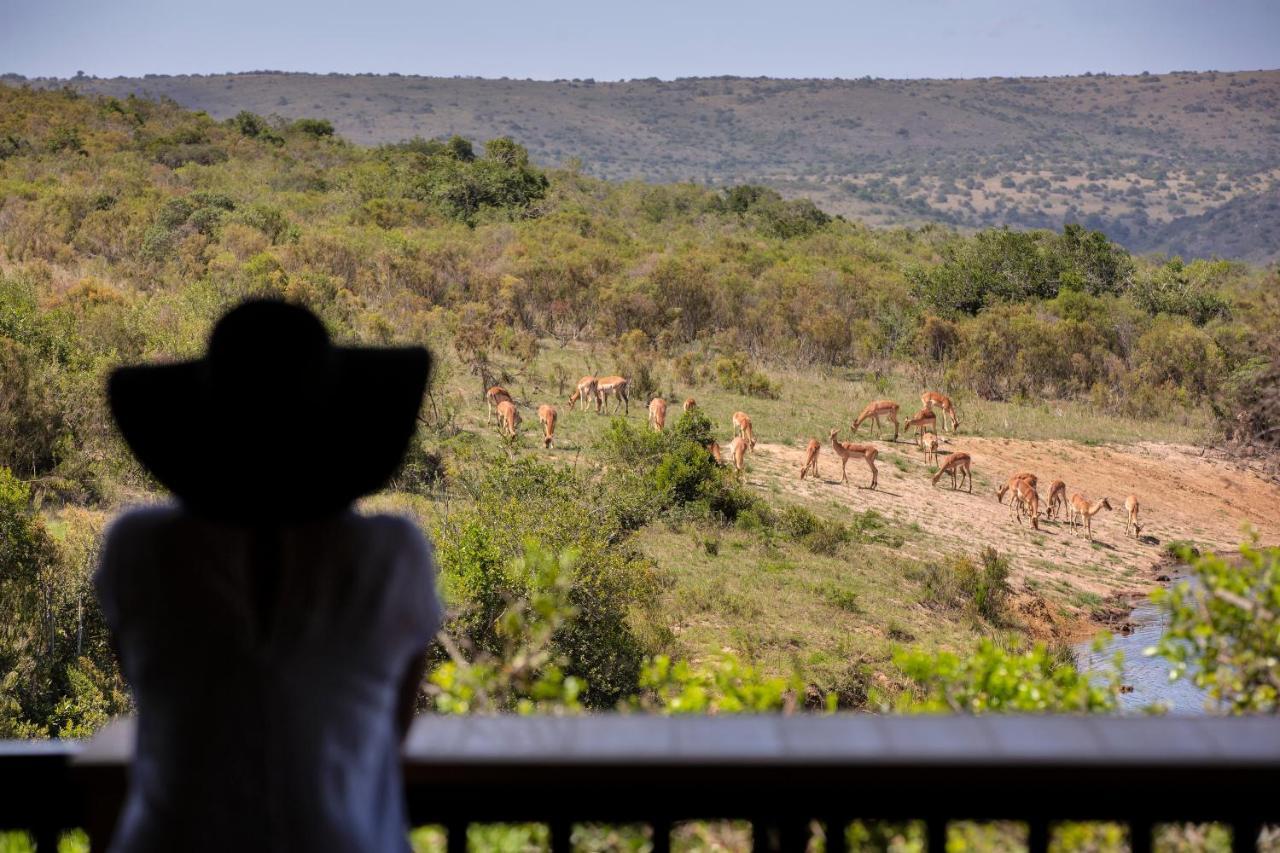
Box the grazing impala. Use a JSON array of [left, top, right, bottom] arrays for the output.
[[1045, 480, 1067, 521], [1124, 494, 1142, 538], [707, 440, 723, 465], [1068, 494, 1113, 541], [567, 376, 598, 412], [996, 472, 1038, 504], [496, 399, 521, 438], [852, 400, 900, 441], [728, 436, 750, 472], [537, 404, 557, 449], [920, 391, 960, 432], [732, 412, 756, 449], [486, 385, 513, 423], [799, 438, 821, 480], [596, 375, 630, 414], [903, 407, 937, 447], [931, 452, 972, 492], [828, 429, 879, 489], [1010, 477, 1041, 530], [648, 397, 668, 431], [683, 397, 697, 413]]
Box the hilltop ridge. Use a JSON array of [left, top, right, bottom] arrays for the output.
[[19, 68, 1280, 262]]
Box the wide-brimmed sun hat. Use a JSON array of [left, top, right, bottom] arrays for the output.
[[108, 299, 430, 523]]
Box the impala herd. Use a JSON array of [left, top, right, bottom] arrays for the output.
[[485, 379, 1145, 545]]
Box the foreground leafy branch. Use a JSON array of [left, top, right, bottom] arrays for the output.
[[1150, 537, 1280, 714]]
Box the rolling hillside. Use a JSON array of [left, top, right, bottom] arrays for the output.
[[16, 68, 1280, 262]]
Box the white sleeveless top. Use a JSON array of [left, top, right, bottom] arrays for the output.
[[95, 505, 443, 852]]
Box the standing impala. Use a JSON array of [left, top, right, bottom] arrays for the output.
[[1124, 494, 1142, 538], [828, 429, 879, 489], [732, 412, 756, 449], [852, 400, 900, 441], [596, 375, 630, 414], [1068, 494, 1113, 541], [903, 407, 937, 447], [486, 386, 513, 424], [921, 431, 939, 466]]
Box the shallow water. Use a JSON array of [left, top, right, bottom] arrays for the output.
[[1074, 572, 1211, 714]]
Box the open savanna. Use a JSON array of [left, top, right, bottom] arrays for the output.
[[31, 68, 1280, 261], [372, 341, 1278, 691], [4, 82, 1278, 729]]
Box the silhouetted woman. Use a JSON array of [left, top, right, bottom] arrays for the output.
[[96, 300, 441, 852]]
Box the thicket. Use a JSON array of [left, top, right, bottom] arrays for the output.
[[1, 84, 1274, 507], [433, 456, 661, 708], [0, 468, 126, 737], [2, 83, 1277, 739]]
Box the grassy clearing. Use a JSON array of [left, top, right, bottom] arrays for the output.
[[436, 342, 1211, 458], [393, 342, 1233, 686]]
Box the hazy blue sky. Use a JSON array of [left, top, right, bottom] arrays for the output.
[[3, 0, 1277, 80]]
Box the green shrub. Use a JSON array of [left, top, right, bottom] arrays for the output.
[[890, 637, 1120, 713], [597, 415, 761, 523], [777, 505, 851, 555], [428, 543, 585, 714], [713, 353, 780, 399], [636, 654, 806, 713], [290, 118, 335, 138], [1130, 258, 1233, 325], [434, 456, 659, 707], [919, 546, 1012, 623], [1152, 538, 1280, 713]]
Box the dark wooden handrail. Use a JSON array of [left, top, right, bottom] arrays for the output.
[[5, 715, 1280, 851]]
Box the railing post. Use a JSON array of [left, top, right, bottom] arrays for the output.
[[549, 819, 571, 853], [651, 818, 671, 853], [1232, 821, 1261, 853], [1130, 820, 1152, 853], [927, 818, 947, 853], [34, 826, 60, 853], [824, 818, 848, 853], [752, 818, 808, 852], [1027, 819, 1049, 853], [446, 820, 467, 853], [752, 819, 777, 852]]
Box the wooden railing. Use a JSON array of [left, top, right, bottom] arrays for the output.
[[4, 715, 1280, 851]]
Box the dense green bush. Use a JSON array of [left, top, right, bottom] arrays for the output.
[[909, 225, 1133, 317], [289, 117, 335, 138], [0, 469, 127, 736], [713, 353, 780, 399], [1152, 538, 1280, 713], [890, 637, 1120, 713], [433, 456, 660, 707], [918, 546, 1012, 623], [598, 413, 760, 522], [1130, 258, 1234, 325]]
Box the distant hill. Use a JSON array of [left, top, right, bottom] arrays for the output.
[[18, 69, 1280, 262]]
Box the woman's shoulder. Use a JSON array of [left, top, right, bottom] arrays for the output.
[[349, 512, 433, 561], [102, 502, 187, 544]]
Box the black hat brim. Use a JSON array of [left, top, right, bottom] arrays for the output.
[[109, 346, 430, 523]]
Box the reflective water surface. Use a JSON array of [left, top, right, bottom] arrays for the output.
[[1074, 571, 1211, 715]]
